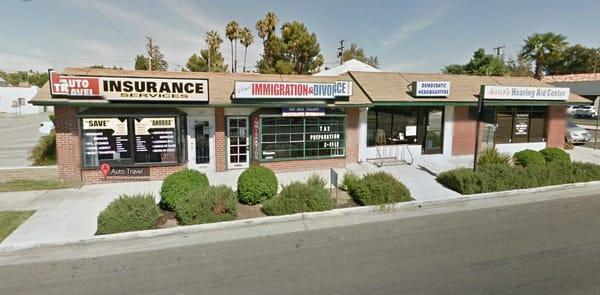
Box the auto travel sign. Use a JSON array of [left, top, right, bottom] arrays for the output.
[[234, 81, 352, 99], [49, 70, 209, 102]]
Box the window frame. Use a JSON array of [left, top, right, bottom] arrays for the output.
[[492, 106, 548, 144], [258, 114, 346, 162]]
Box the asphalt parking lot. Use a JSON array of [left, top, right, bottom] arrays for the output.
[[0, 112, 52, 167]]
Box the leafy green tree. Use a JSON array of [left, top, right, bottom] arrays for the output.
[[256, 19, 324, 74], [186, 49, 227, 72], [256, 12, 280, 73], [89, 65, 123, 70], [0, 71, 48, 87], [205, 30, 223, 72], [545, 44, 600, 75], [506, 55, 533, 77], [134, 54, 149, 70], [442, 48, 507, 76], [519, 32, 568, 79], [239, 27, 254, 72], [342, 43, 379, 68], [225, 21, 240, 72]]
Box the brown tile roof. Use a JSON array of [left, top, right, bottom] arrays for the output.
[[349, 71, 588, 104], [31, 68, 371, 106], [542, 73, 600, 83]]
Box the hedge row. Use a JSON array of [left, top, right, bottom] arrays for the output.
[[344, 172, 412, 205], [96, 193, 160, 235], [262, 176, 333, 216], [437, 162, 600, 194]]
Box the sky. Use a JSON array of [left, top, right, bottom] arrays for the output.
[[1, 0, 599, 74]]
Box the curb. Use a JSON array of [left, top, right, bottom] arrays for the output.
[[2, 180, 600, 253]]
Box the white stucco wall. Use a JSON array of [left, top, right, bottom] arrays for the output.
[[442, 105, 454, 155], [0, 86, 43, 114], [495, 142, 547, 155]]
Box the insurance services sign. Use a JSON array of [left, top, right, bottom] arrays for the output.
[[411, 81, 451, 97], [49, 70, 209, 102], [482, 85, 569, 101], [234, 81, 352, 99]]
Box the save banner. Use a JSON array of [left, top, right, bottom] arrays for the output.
[[49, 70, 208, 101]]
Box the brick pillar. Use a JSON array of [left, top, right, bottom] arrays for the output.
[[54, 106, 82, 182], [546, 105, 566, 148], [452, 106, 482, 155], [345, 108, 359, 163], [214, 107, 226, 172]]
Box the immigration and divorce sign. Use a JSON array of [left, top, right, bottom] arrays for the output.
[[49, 70, 208, 101], [481, 85, 570, 101], [234, 81, 352, 99]]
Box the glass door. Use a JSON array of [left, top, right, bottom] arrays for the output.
[[227, 117, 249, 169], [195, 121, 210, 164], [187, 117, 214, 171], [423, 108, 444, 154]]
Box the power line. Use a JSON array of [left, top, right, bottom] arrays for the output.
[[86, 0, 144, 54]]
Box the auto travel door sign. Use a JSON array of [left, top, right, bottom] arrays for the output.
[[49, 70, 208, 101]]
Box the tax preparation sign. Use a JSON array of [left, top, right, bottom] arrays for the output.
[[482, 85, 570, 101], [49, 70, 209, 101], [412, 81, 451, 97], [234, 81, 352, 99]]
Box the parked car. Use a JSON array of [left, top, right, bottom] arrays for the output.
[[566, 121, 592, 144], [567, 105, 583, 115], [574, 105, 597, 118]]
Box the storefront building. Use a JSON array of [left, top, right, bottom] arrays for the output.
[[32, 68, 587, 184]]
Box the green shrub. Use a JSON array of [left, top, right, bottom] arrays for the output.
[[513, 149, 546, 167], [29, 130, 56, 166], [342, 171, 361, 192], [350, 172, 412, 205], [477, 148, 510, 166], [540, 147, 570, 164], [237, 166, 278, 204], [306, 173, 327, 188], [173, 185, 237, 225], [96, 193, 160, 235], [160, 169, 209, 210], [437, 161, 600, 194], [262, 182, 333, 216]]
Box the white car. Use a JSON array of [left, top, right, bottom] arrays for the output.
[[567, 105, 583, 115], [566, 121, 592, 144], [574, 105, 597, 118]]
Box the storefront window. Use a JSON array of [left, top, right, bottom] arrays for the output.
[[82, 117, 131, 167], [81, 116, 182, 167], [367, 108, 418, 146], [260, 116, 345, 161], [493, 107, 547, 144]]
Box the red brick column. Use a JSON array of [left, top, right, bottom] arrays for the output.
[[546, 105, 566, 148], [214, 107, 226, 172], [345, 108, 359, 163], [452, 106, 477, 155], [54, 106, 82, 182]]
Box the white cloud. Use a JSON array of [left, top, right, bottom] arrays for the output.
[[383, 2, 456, 47]]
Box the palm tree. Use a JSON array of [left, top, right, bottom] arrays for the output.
[[255, 12, 278, 69], [239, 27, 254, 73], [225, 21, 240, 73], [205, 30, 223, 72], [264, 12, 278, 38], [520, 32, 568, 80]]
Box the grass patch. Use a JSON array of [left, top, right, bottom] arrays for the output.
[[0, 211, 35, 242], [0, 180, 78, 192]]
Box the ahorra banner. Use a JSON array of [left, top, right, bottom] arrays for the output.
[[49, 70, 208, 102]]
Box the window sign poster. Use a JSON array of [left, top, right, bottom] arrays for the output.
[[514, 114, 529, 135], [405, 125, 417, 136], [82, 118, 129, 165], [134, 117, 177, 163]]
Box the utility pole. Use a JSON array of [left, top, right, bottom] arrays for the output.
[[337, 40, 345, 65], [493, 45, 506, 58], [146, 36, 153, 71]]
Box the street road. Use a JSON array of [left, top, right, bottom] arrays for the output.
[[0, 112, 50, 167], [2, 193, 600, 294]]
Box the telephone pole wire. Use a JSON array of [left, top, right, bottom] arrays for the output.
[[493, 45, 506, 58]]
